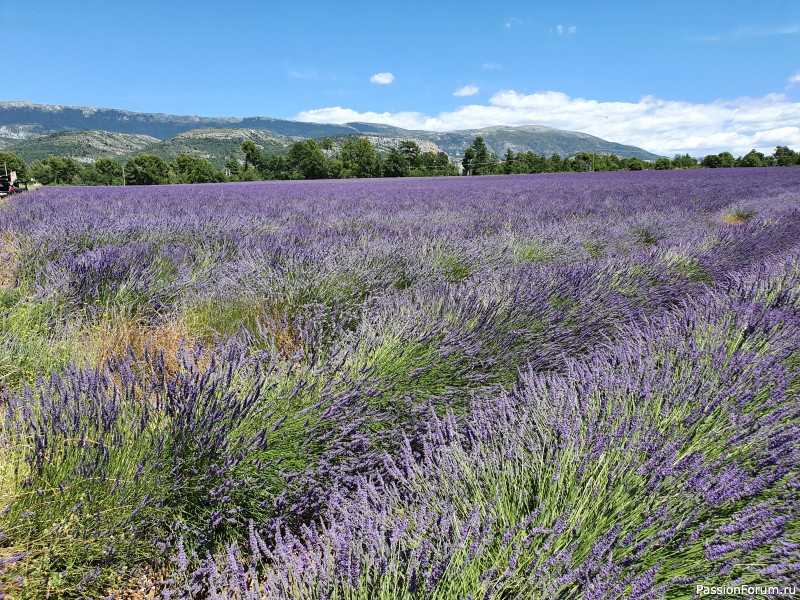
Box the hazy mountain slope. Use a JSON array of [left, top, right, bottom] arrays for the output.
[[413, 125, 660, 160], [0, 102, 360, 141], [325, 134, 441, 156], [138, 129, 300, 167], [9, 130, 158, 164], [0, 101, 661, 160]]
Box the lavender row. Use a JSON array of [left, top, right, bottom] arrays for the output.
[[166, 250, 800, 598], [1, 168, 799, 597]]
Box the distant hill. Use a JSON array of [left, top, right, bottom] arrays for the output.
[[10, 130, 158, 164], [138, 129, 301, 167], [416, 125, 661, 160], [0, 101, 661, 161]]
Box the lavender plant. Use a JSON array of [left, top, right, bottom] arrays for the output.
[[0, 167, 798, 598]]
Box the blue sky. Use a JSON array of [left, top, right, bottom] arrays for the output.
[[7, 0, 800, 155]]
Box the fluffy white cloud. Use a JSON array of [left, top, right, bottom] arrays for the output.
[[295, 90, 800, 156], [369, 72, 395, 85], [294, 106, 432, 130], [453, 85, 480, 97], [556, 24, 576, 35], [788, 73, 800, 88]]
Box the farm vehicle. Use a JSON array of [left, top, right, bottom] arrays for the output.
[[0, 170, 27, 197]]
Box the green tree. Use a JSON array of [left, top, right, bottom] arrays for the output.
[[241, 140, 266, 173], [415, 151, 457, 176], [718, 152, 735, 168], [399, 140, 421, 168], [773, 146, 799, 166], [286, 140, 328, 179], [340, 138, 382, 178], [625, 157, 645, 171], [125, 153, 169, 185], [548, 153, 563, 173], [570, 152, 594, 172], [654, 157, 673, 170], [502, 148, 515, 174], [511, 151, 546, 174], [261, 154, 290, 180], [738, 149, 766, 168], [462, 147, 476, 175], [383, 148, 409, 177], [29, 156, 82, 185], [673, 153, 698, 169], [82, 158, 123, 185], [224, 154, 241, 180], [469, 136, 500, 175], [0, 151, 26, 179], [171, 154, 223, 183]]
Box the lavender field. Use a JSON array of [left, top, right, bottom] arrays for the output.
[[1, 168, 799, 598]]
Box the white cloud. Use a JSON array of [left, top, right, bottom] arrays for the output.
[[735, 24, 800, 38], [454, 85, 480, 97], [504, 17, 521, 28], [556, 24, 576, 35], [556, 24, 563, 35], [568, 25, 577, 34], [787, 73, 800, 88], [294, 106, 431, 130], [295, 90, 800, 156], [369, 72, 395, 85]]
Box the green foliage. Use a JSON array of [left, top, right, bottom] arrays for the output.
[[773, 146, 800, 167], [701, 151, 735, 169], [124, 153, 170, 185], [654, 157, 673, 170], [461, 147, 476, 175], [285, 139, 328, 179], [415, 151, 457, 176], [434, 252, 472, 283], [29, 156, 83, 185], [224, 154, 241, 178], [241, 140, 266, 172], [467, 136, 501, 175], [624, 156, 645, 171], [82, 157, 124, 186], [383, 148, 408, 177], [508, 151, 548, 174], [341, 138, 382, 178], [0, 151, 26, 178], [502, 148, 515, 174], [737, 149, 768, 168], [171, 154, 224, 184], [673, 153, 699, 169], [0, 297, 75, 390]]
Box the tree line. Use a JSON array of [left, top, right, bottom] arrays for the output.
[[1, 138, 798, 187], [461, 137, 800, 174]]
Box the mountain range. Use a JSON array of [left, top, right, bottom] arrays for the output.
[[0, 101, 661, 166]]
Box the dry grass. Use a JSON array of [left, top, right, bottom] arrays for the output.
[[265, 308, 304, 360], [721, 209, 756, 225], [0, 234, 20, 289], [89, 310, 208, 378], [105, 566, 170, 600], [183, 297, 305, 360]]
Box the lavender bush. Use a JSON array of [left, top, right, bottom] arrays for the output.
[[0, 168, 798, 598]]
